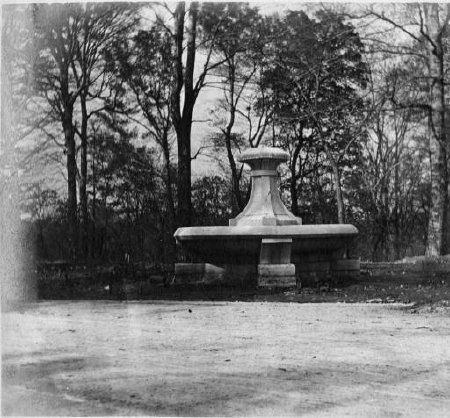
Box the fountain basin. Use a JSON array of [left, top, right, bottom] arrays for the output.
[[174, 147, 360, 288], [175, 224, 357, 262]]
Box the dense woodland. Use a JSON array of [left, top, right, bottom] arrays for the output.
[[1, 2, 449, 267]]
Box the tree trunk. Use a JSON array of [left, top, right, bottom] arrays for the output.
[[172, 2, 197, 227], [224, 131, 243, 215], [447, 108, 450, 251], [92, 135, 96, 260], [177, 121, 193, 227], [223, 59, 243, 215], [162, 134, 176, 229], [162, 130, 177, 262], [290, 173, 299, 216], [324, 143, 345, 224], [393, 123, 401, 260], [225, 141, 243, 215], [63, 109, 78, 260], [79, 94, 88, 260], [290, 140, 302, 217], [224, 113, 243, 215], [425, 4, 449, 256], [37, 220, 47, 259]]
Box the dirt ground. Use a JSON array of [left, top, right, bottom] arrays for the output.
[[2, 300, 450, 417]]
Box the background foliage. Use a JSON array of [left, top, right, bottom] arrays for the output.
[[1, 2, 449, 268]]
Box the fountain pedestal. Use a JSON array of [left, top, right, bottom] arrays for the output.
[[174, 147, 359, 288], [229, 147, 302, 227], [258, 238, 296, 287]]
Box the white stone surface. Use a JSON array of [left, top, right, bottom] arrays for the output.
[[175, 224, 358, 240], [231, 147, 301, 226], [237, 146, 289, 163]]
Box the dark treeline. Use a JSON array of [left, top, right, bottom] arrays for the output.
[[1, 2, 449, 265]]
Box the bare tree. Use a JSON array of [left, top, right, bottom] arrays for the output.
[[110, 24, 177, 260], [32, 3, 140, 259], [157, 1, 228, 227], [33, 4, 81, 258], [360, 3, 450, 255], [202, 3, 270, 214], [362, 63, 428, 259], [72, 3, 140, 259]]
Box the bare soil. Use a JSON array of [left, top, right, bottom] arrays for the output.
[[2, 300, 450, 416]]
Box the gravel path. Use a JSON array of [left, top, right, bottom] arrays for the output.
[[2, 301, 450, 416]]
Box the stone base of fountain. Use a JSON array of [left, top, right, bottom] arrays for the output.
[[173, 258, 360, 288], [174, 147, 360, 288]]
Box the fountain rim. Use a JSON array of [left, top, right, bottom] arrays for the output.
[[174, 224, 358, 241]]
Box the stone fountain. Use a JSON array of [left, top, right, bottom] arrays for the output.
[[174, 147, 359, 287]]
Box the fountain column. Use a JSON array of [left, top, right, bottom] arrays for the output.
[[230, 147, 300, 287], [230, 147, 302, 227]]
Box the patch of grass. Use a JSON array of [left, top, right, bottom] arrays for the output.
[[37, 270, 450, 312]]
